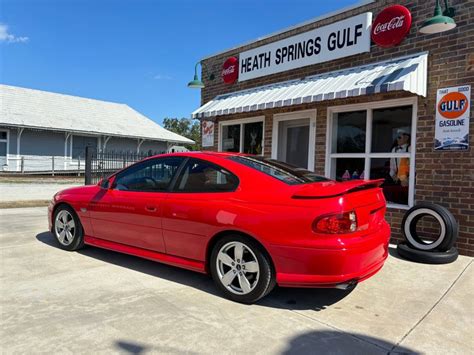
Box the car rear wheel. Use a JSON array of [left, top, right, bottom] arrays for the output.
[[53, 205, 84, 251], [210, 235, 275, 304]]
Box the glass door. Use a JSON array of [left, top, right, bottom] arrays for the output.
[[277, 118, 310, 169]]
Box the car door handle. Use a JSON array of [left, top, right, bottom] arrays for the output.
[[145, 206, 157, 212]]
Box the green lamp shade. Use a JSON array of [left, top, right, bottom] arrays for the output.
[[420, 14, 456, 34], [187, 78, 205, 89], [420, 0, 456, 34]]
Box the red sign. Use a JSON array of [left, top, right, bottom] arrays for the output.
[[438, 92, 469, 119], [222, 57, 238, 84], [371, 5, 412, 48]]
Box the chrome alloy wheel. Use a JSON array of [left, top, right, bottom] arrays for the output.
[[55, 210, 76, 246], [216, 241, 260, 295]]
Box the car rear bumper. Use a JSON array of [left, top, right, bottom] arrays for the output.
[[270, 222, 391, 288]]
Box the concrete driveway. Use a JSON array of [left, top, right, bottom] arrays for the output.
[[1, 207, 472, 354]]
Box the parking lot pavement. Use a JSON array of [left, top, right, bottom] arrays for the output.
[[0, 183, 80, 202], [1, 207, 472, 354]]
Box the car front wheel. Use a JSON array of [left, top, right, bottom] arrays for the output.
[[210, 235, 275, 304], [53, 205, 84, 251]]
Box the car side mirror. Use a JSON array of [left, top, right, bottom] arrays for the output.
[[99, 177, 112, 189]]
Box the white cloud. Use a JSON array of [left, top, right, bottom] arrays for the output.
[[153, 74, 173, 80], [0, 23, 29, 43]]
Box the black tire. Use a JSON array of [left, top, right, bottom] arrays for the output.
[[402, 203, 458, 252], [53, 204, 85, 251], [210, 235, 275, 304], [397, 243, 458, 264]]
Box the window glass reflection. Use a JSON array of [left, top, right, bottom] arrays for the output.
[[332, 111, 366, 153], [372, 106, 412, 153], [333, 158, 365, 181], [222, 124, 240, 152]]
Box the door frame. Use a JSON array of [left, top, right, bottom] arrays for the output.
[[271, 109, 316, 171]]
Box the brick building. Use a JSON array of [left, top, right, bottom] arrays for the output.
[[192, 0, 473, 255]]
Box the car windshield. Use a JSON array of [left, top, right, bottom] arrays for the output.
[[228, 156, 330, 185]]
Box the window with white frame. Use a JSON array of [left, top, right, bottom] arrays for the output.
[[327, 99, 416, 208], [219, 117, 264, 155], [0, 130, 8, 157]]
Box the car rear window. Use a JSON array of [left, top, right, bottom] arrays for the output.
[[228, 156, 330, 185]]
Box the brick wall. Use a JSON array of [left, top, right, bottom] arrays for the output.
[[198, 0, 474, 255]]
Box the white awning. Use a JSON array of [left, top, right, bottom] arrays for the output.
[[192, 52, 427, 119]]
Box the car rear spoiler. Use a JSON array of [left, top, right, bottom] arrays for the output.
[[292, 179, 385, 199]]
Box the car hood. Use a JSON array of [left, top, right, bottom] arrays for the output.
[[56, 185, 98, 196]]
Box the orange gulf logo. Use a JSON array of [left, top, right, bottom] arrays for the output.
[[438, 92, 468, 119]]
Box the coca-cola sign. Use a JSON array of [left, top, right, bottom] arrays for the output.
[[222, 57, 238, 84], [371, 5, 412, 48]]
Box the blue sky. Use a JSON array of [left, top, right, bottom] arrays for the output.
[[1, 0, 358, 125]]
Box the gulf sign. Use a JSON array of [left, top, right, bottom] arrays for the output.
[[438, 92, 469, 119], [434, 85, 471, 151]]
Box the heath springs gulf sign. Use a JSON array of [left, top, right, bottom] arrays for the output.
[[238, 12, 372, 82]]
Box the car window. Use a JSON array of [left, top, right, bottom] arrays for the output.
[[114, 157, 184, 192], [228, 156, 330, 185], [174, 159, 239, 193]]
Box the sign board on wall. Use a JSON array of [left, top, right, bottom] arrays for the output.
[[238, 12, 372, 82], [202, 121, 214, 147], [434, 85, 470, 151], [222, 57, 239, 84], [371, 5, 412, 48]]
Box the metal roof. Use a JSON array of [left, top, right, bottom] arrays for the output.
[[0, 84, 194, 144], [192, 52, 428, 119]]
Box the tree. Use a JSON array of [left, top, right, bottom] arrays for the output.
[[163, 117, 200, 151]]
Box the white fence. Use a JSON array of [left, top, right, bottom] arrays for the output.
[[2, 155, 85, 173]]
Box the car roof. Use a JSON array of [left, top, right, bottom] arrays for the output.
[[147, 151, 249, 160]]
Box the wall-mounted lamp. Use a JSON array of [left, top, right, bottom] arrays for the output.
[[187, 61, 205, 89], [419, 0, 456, 34]]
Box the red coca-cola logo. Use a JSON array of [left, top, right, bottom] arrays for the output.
[[222, 57, 238, 84], [371, 5, 412, 48]]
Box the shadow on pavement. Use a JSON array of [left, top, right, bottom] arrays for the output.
[[115, 340, 197, 354], [282, 330, 420, 354], [37, 231, 353, 310], [388, 244, 410, 262]]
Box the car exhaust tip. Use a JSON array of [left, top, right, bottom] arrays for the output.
[[335, 279, 358, 290]]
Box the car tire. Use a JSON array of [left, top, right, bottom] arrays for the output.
[[402, 203, 458, 252], [397, 243, 458, 264], [210, 235, 275, 304], [53, 204, 85, 251]]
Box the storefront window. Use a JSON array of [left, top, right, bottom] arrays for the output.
[[220, 119, 264, 155], [371, 106, 412, 153], [328, 102, 415, 207], [332, 110, 366, 153], [221, 124, 240, 153], [243, 121, 263, 155], [370, 157, 410, 205], [333, 158, 365, 181]]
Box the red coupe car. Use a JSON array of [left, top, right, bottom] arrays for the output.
[[49, 152, 390, 303]]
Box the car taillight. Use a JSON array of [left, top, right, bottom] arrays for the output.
[[312, 211, 357, 234]]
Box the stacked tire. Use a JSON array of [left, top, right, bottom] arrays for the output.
[[397, 203, 458, 264]]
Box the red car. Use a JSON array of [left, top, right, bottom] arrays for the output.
[[49, 152, 390, 303]]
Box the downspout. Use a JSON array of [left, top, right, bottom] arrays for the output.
[[17, 128, 24, 172], [64, 132, 72, 170], [103, 136, 111, 152], [137, 139, 145, 154]]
